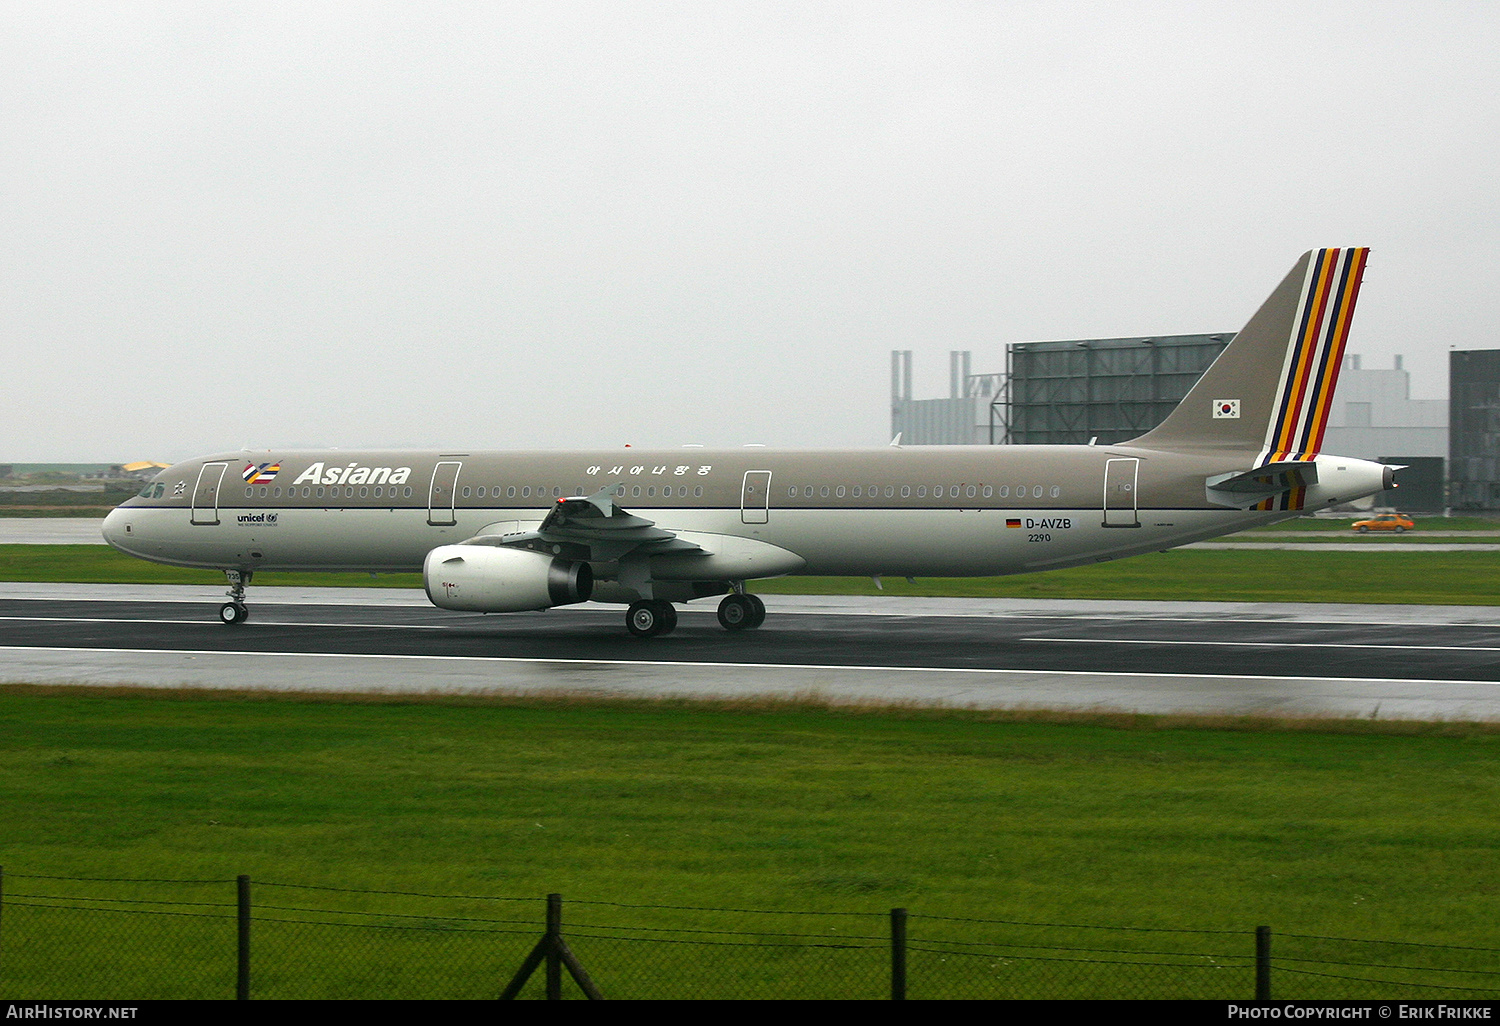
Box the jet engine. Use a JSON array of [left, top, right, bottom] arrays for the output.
[[423, 544, 593, 612]]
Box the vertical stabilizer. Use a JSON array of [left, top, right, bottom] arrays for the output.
[[1132, 248, 1369, 459]]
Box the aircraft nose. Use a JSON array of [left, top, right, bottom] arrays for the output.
[[101, 506, 128, 550]]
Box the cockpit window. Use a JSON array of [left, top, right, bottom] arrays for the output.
[[138, 482, 166, 499]]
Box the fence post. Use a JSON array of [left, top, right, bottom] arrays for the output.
[[1255, 925, 1271, 1001], [890, 907, 907, 1001], [237, 875, 251, 1000], [546, 893, 562, 1001]]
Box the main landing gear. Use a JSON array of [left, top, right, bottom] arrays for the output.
[[626, 599, 678, 638], [219, 569, 251, 626], [717, 593, 765, 631], [623, 593, 766, 637]]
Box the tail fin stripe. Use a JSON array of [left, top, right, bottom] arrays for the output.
[[1298, 248, 1367, 456], [1260, 247, 1367, 466], [1273, 248, 1339, 461], [1266, 250, 1334, 463], [1286, 249, 1346, 458]]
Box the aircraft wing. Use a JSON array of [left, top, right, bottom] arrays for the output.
[[464, 485, 704, 564]]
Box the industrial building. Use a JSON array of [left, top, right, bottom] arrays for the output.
[[1449, 349, 1500, 511]]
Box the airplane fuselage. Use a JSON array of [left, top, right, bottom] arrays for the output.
[[104, 443, 1388, 580]]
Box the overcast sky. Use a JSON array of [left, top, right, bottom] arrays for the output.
[[3, 1, 1496, 461]]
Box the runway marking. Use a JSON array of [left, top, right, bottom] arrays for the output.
[[1023, 637, 1500, 653], [7, 609, 1500, 632], [4, 645, 1500, 687], [0, 615, 458, 630], [8, 615, 1496, 653]]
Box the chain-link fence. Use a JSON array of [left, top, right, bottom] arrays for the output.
[[1, 869, 1496, 1000]]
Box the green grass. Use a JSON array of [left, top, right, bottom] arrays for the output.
[[8, 544, 1500, 604], [1, 688, 1497, 998], [0, 545, 423, 588]]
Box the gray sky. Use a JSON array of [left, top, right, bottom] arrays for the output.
[[3, 1, 1496, 461]]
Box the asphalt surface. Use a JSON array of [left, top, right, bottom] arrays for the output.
[[4, 585, 1499, 720]]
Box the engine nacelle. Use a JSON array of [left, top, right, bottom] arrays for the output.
[[423, 544, 593, 612]]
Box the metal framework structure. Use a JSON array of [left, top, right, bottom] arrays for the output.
[[1449, 349, 1500, 510], [997, 334, 1232, 445]]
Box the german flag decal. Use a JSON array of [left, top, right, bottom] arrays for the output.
[[1006, 518, 1022, 528], [1260, 247, 1368, 468]]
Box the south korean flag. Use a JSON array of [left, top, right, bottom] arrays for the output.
[[1212, 399, 1241, 419]]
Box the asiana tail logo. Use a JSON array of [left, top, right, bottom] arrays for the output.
[[292, 461, 414, 486]]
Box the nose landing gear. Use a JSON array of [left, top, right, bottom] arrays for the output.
[[219, 569, 251, 626]]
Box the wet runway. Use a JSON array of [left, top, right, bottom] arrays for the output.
[[3, 585, 1500, 720]]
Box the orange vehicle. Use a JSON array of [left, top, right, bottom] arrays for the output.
[[1351, 513, 1415, 533]]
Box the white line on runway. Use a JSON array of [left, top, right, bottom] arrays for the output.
[[7, 612, 1500, 657], [1022, 637, 1500, 653], [8, 609, 1500, 632], [4, 644, 1499, 686], [0, 614, 456, 629]]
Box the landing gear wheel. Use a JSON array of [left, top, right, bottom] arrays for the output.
[[626, 600, 676, 638], [718, 593, 763, 631], [745, 593, 766, 629], [221, 569, 252, 626]]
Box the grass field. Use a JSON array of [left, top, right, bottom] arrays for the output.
[[1, 687, 1498, 998], [7, 543, 1500, 604]]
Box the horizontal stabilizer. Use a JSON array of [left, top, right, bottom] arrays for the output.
[[1206, 461, 1319, 494]]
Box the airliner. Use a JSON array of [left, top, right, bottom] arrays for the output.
[[103, 249, 1392, 637]]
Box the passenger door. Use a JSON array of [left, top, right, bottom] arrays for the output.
[[191, 463, 228, 526], [1102, 457, 1140, 528], [427, 461, 462, 526]]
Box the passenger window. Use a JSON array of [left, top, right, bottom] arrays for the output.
[[884, 486, 894, 497], [462, 487, 471, 498], [982, 486, 993, 498], [901, 486, 911, 498], [404, 487, 412, 498], [694, 486, 702, 497], [1050, 486, 1060, 498], [244, 487, 253, 498], [966, 485, 976, 498], [836, 486, 845, 498]]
